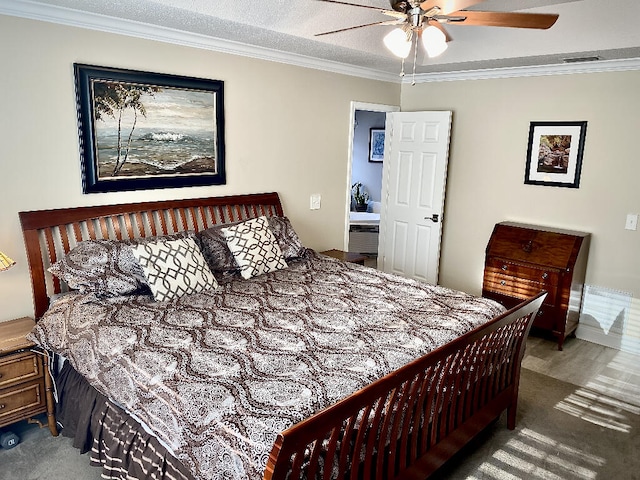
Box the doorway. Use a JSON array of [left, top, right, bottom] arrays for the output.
[[345, 101, 400, 265]]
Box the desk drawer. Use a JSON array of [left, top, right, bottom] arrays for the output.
[[482, 292, 556, 331], [485, 258, 560, 285], [0, 351, 42, 389], [532, 305, 556, 330], [0, 379, 46, 424], [483, 272, 556, 304]]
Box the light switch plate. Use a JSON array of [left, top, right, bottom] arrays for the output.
[[310, 194, 321, 210], [625, 213, 638, 231]]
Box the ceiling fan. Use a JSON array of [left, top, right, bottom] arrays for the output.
[[315, 0, 559, 78]]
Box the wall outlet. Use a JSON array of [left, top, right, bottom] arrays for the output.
[[310, 194, 321, 210], [625, 213, 638, 231]]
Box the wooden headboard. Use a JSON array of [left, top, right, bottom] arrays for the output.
[[19, 192, 284, 319]]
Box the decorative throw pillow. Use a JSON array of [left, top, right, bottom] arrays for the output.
[[222, 216, 288, 279], [195, 221, 242, 281], [48, 233, 192, 297], [130, 237, 218, 302], [196, 216, 305, 282], [266, 216, 307, 260]]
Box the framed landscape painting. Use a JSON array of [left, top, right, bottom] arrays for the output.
[[524, 121, 587, 188], [74, 64, 225, 193]]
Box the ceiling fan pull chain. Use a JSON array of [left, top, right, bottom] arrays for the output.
[[411, 33, 418, 86], [400, 57, 405, 77]]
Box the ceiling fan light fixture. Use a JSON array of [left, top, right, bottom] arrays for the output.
[[422, 26, 448, 58], [384, 28, 411, 58]]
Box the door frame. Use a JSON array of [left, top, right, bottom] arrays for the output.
[[344, 101, 400, 251]]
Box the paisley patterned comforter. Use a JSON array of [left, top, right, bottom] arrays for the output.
[[29, 251, 504, 479]]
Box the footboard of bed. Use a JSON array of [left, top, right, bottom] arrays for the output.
[[264, 292, 546, 480]]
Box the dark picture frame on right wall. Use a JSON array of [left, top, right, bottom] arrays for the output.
[[524, 121, 587, 188]]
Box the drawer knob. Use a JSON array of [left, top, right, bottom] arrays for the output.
[[500, 280, 507, 286], [501, 265, 508, 271], [0, 404, 5, 409], [541, 272, 548, 280]]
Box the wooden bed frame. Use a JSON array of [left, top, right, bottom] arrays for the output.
[[19, 192, 545, 480]]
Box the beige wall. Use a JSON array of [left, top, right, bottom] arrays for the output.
[[2, 14, 638, 351], [401, 72, 640, 351], [0, 15, 400, 320]]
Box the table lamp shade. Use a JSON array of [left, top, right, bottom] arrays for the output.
[[0, 251, 16, 271]]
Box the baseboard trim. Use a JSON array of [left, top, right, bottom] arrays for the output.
[[576, 323, 640, 355]]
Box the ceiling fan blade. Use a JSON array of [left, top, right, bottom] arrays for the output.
[[443, 10, 559, 29], [316, 0, 406, 18], [427, 19, 452, 42], [419, 0, 486, 15], [315, 19, 403, 37]]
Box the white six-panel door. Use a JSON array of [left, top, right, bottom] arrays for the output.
[[378, 111, 452, 284]]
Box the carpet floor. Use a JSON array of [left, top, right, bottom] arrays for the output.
[[1, 367, 638, 479]]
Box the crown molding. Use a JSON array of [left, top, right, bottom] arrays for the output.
[[406, 57, 640, 84], [0, 0, 401, 84], [3, 1, 639, 85]]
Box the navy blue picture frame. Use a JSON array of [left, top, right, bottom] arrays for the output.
[[74, 64, 226, 193]]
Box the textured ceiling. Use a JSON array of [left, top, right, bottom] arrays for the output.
[[4, 0, 640, 77]]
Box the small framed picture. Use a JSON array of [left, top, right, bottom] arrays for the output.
[[524, 121, 587, 188], [369, 128, 385, 162]]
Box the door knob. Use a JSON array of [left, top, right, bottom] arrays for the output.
[[424, 214, 440, 223]]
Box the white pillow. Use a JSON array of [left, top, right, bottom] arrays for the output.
[[131, 237, 218, 301], [222, 216, 288, 279]]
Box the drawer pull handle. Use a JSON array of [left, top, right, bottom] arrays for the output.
[[541, 272, 548, 280], [501, 265, 508, 271], [522, 240, 533, 253], [500, 280, 506, 286]]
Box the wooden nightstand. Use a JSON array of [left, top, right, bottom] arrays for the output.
[[0, 317, 58, 436], [321, 249, 367, 266]]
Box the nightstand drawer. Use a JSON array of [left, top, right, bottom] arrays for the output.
[[0, 379, 46, 424], [0, 317, 57, 435], [0, 351, 42, 389]]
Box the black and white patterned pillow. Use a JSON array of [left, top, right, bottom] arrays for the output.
[[48, 232, 193, 297], [196, 216, 306, 283], [131, 237, 218, 301], [222, 216, 288, 279]]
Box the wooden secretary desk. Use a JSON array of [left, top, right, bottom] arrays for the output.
[[482, 222, 590, 350]]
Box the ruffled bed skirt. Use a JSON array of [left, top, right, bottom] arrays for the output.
[[55, 360, 194, 480]]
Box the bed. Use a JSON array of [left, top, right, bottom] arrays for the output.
[[19, 192, 545, 480]]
